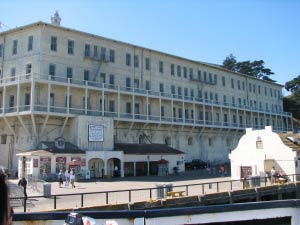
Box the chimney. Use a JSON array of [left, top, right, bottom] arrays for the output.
[[51, 11, 61, 26]]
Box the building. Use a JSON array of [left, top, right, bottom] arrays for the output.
[[229, 126, 300, 180], [0, 13, 293, 178]]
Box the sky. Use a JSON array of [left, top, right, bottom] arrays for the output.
[[0, 0, 299, 95]]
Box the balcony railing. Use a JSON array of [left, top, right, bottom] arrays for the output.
[[0, 73, 292, 118]]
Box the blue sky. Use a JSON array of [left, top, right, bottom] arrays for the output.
[[1, 0, 299, 95]]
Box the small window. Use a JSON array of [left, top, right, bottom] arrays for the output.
[[28, 36, 33, 51], [183, 67, 187, 78], [1, 135, 7, 144], [0, 44, 3, 57], [165, 136, 171, 146], [100, 47, 106, 60], [84, 70, 89, 81], [208, 138, 212, 146], [170, 64, 175, 75], [84, 44, 90, 57], [145, 57, 150, 70], [26, 64, 32, 75], [188, 137, 193, 146], [109, 49, 115, 63], [109, 100, 115, 112], [109, 74, 114, 85], [126, 53, 131, 66], [50, 36, 57, 51], [222, 77, 226, 86], [93, 46, 98, 58], [67, 67, 73, 79], [49, 64, 55, 76], [134, 55, 139, 68], [159, 61, 164, 73], [177, 65, 181, 77], [145, 80, 151, 90], [68, 40, 74, 55], [12, 40, 18, 55]]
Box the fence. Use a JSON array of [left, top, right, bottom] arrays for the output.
[[11, 173, 298, 212]]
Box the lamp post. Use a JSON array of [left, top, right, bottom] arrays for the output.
[[147, 155, 150, 176]]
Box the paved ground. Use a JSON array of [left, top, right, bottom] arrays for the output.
[[9, 170, 237, 212]]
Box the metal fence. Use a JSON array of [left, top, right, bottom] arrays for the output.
[[11, 173, 298, 212]]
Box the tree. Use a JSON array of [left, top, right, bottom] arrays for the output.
[[285, 75, 300, 94], [222, 54, 275, 82]]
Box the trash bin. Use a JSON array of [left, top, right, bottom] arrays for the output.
[[249, 176, 261, 187], [243, 178, 250, 188], [43, 183, 51, 197], [156, 183, 173, 199]]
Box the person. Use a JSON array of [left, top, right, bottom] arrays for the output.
[[114, 166, 118, 177], [271, 166, 276, 184], [65, 169, 70, 187], [70, 169, 75, 188], [58, 170, 63, 188], [18, 177, 27, 198], [101, 168, 104, 179], [0, 166, 13, 225], [220, 165, 225, 176]]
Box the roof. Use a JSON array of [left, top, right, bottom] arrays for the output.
[[277, 133, 300, 151], [0, 21, 283, 87], [35, 141, 85, 154], [114, 143, 185, 155]]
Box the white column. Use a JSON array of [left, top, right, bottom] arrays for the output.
[[146, 91, 149, 120], [67, 83, 70, 114], [30, 80, 35, 112], [118, 86, 120, 118], [159, 94, 162, 121], [47, 82, 51, 112], [85, 85, 88, 114], [17, 83, 20, 113], [133, 162, 136, 176], [102, 83, 105, 115], [2, 85, 6, 113]]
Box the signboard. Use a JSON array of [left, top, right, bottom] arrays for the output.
[[88, 124, 104, 142]]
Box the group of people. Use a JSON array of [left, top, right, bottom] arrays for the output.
[[271, 166, 287, 184], [58, 168, 76, 188]]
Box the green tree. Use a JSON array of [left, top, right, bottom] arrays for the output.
[[285, 75, 300, 94], [284, 75, 300, 120], [222, 55, 275, 82]]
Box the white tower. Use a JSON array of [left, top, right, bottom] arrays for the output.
[[51, 11, 61, 26]]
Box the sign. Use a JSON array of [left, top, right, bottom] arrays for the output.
[[88, 124, 104, 142], [40, 157, 51, 162]]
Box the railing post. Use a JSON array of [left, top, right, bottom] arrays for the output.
[[106, 192, 108, 205], [186, 185, 188, 196], [217, 182, 219, 192], [81, 194, 84, 207], [230, 181, 233, 190], [150, 188, 152, 200], [54, 195, 57, 209], [23, 197, 27, 212], [129, 190, 131, 202], [202, 184, 204, 195]]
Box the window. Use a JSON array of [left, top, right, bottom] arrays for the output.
[[184, 88, 188, 97], [126, 53, 131, 66], [165, 136, 171, 146], [178, 108, 183, 118], [249, 83, 252, 92], [25, 93, 30, 105], [28, 36, 33, 51], [185, 109, 189, 119], [223, 95, 227, 103], [178, 87, 182, 96], [84, 44, 90, 57], [208, 138, 212, 146], [9, 95, 14, 108], [65, 95, 72, 108], [188, 137, 193, 146], [99, 99, 105, 111], [190, 89, 194, 98], [26, 64, 32, 76], [209, 73, 212, 83], [50, 36, 57, 51], [100, 73, 106, 83], [232, 97, 235, 105], [161, 106, 165, 117], [183, 67, 187, 78], [10, 67, 16, 81], [242, 82, 245, 90], [160, 83, 164, 93], [1, 135, 7, 144], [49, 64, 55, 78], [189, 68, 194, 79], [145, 80, 151, 90], [222, 77, 226, 88], [12, 40, 18, 55], [170, 64, 175, 75], [126, 77, 131, 88], [215, 93, 218, 103], [0, 44, 2, 57], [100, 47, 106, 60], [237, 80, 241, 90], [198, 70, 201, 81], [198, 90, 203, 99], [214, 74, 217, 84], [126, 102, 131, 113], [177, 65, 181, 77], [84, 70, 89, 81], [134, 79, 139, 89], [93, 46, 98, 58], [134, 55, 139, 68], [159, 61, 164, 73], [109, 49, 115, 63], [171, 85, 175, 94], [67, 67, 73, 79], [109, 74, 114, 85], [109, 100, 115, 112], [231, 78, 234, 89], [145, 57, 150, 70], [68, 40, 74, 55]]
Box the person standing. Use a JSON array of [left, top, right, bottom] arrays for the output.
[[18, 177, 27, 198], [0, 166, 13, 225], [64, 169, 70, 187], [58, 170, 63, 188], [114, 166, 118, 177], [70, 169, 75, 188], [271, 166, 276, 184]]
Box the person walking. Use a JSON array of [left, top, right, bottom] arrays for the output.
[[18, 177, 28, 198], [64, 169, 70, 187], [0, 166, 13, 225], [70, 169, 75, 188], [58, 170, 63, 188], [271, 166, 276, 184]]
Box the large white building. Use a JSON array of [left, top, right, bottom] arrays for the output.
[[0, 13, 293, 178]]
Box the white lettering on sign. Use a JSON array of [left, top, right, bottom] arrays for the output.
[[88, 124, 104, 142]]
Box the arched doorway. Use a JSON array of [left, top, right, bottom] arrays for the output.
[[107, 158, 121, 177], [88, 158, 104, 178]]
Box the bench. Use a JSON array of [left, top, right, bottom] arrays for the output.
[[167, 191, 185, 198]]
